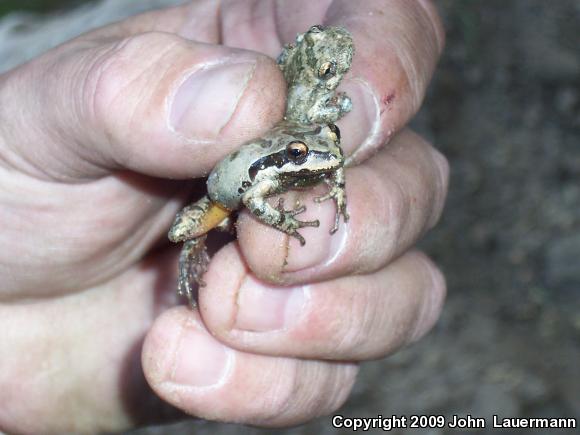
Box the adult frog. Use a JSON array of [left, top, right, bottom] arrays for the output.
[[169, 122, 347, 305]]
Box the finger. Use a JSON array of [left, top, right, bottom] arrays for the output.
[[142, 308, 358, 427], [199, 247, 445, 360], [85, 2, 220, 44], [0, 248, 181, 434], [0, 171, 187, 299], [0, 31, 286, 181], [326, 0, 446, 162], [237, 129, 449, 285]]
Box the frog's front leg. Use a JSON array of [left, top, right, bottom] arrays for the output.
[[243, 180, 320, 245], [307, 93, 352, 124], [314, 167, 349, 233]]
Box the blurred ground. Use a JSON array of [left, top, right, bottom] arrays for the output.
[[1, 1, 579, 434]]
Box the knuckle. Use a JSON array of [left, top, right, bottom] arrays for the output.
[[85, 31, 184, 133], [325, 364, 359, 411], [432, 146, 450, 193], [335, 293, 376, 354], [244, 361, 299, 423], [307, 285, 378, 358], [408, 251, 447, 342], [421, 253, 447, 306], [416, 0, 446, 52], [353, 165, 408, 267], [428, 147, 450, 228], [250, 361, 356, 424], [385, 175, 409, 239]]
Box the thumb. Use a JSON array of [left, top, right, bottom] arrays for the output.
[[0, 31, 286, 180]]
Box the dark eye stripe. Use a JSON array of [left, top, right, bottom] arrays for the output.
[[248, 150, 335, 180]]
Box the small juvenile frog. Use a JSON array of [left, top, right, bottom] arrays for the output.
[[169, 25, 354, 306], [278, 25, 354, 124]]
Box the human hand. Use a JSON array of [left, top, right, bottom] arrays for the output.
[[0, 0, 447, 433]]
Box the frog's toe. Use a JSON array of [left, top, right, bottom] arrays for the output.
[[329, 208, 349, 235], [298, 218, 320, 228], [177, 275, 197, 307], [290, 205, 307, 216], [342, 209, 350, 222], [314, 193, 332, 203], [330, 217, 340, 235], [276, 197, 307, 216], [292, 231, 306, 246]]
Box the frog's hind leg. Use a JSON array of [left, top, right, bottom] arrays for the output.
[[168, 195, 230, 242], [215, 215, 235, 233], [177, 235, 209, 308]]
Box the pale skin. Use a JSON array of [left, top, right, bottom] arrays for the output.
[[0, 0, 448, 433]]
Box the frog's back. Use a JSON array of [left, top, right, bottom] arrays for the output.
[[207, 139, 273, 210]]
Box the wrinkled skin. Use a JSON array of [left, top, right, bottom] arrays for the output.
[[0, 0, 448, 433]]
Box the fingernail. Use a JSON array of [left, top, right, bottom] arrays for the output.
[[337, 78, 380, 164], [171, 321, 232, 387], [170, 61, 256, 140], [234, 276, 306, 332]]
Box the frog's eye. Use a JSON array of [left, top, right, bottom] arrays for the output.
[[286, 141, 309, 162], [327, 123, 341, 142], [318, 61, 336, 79]]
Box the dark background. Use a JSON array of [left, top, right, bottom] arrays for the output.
[[2, 1, 579, 434]]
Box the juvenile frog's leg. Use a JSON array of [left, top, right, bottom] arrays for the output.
[[314, 167, 349, 233], [243, 181, 320, 245], [177, 236, 209, 308], [307, 93, 353, 124], [168, 195, 230, 242]]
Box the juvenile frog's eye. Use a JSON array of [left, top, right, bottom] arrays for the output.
[[286, 141, 309, 161], [327, 123, 341, 142], [318, 61, 336, 79]]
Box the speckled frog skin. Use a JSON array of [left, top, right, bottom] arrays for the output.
[[278, 25, 354, 124], [169, 25, 354, 306]]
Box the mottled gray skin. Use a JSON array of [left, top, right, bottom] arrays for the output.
[[169, 25, 354, 306], [208, 122, 347, 241], [278, 25, 354, 124]]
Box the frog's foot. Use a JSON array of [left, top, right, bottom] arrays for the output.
[[330, 92, 353, 116], [309, 93, 352, 124], [315, 187, 349, 234], [177, 236, 209, 308], [276, 198, 320, 245]]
